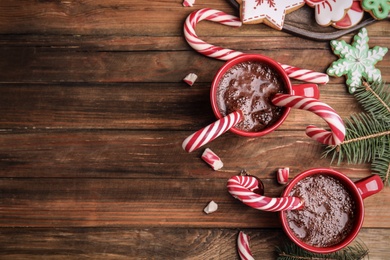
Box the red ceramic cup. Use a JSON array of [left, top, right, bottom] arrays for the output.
[[210, 54, 320, 137], [280, 168, 383, 254], [182, 54, 344, 152]]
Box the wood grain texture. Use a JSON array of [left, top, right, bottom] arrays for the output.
[[0, 0, 388, 258], [0, 228, 388, 259], [1, 177, 388, 228], [0, 130, 372, 179], [0, 47, 388, 84], [0, 0, 388, 36], [0, 83, 370, 130]]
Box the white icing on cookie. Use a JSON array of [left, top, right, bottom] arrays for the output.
[[332, 0, 364, 29], [305, 0, 353, 26], [241, 0, 305, 30]]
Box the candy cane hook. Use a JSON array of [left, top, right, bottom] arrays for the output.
[[227, 175, 303, 212], [272, 94, 346, 145], [184, 8, 329, 84]]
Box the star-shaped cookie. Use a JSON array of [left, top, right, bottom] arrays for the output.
[[239, 0, 305, 30], [327, 28, 388, 93]]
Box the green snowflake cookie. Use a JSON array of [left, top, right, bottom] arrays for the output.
[[327, 28, 388, 94], [362, 0, 390, 20]]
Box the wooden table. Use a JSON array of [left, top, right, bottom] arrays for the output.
[[0, 1, 389, 259]]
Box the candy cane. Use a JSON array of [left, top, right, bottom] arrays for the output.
[[277, 167, 290, 185], [280, 64, 329, 84], [184, 8, 329, 84], [184, 8, 244, 60], [237, 231, 255, 260], [202, 148, 224, 170], [272, 94, 345, 145], [182, 110, 243, 153], [227, 175, 303, 212]]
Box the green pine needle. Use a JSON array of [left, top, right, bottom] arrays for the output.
[[323, 81, 390, 185], [372, 148, 390, 186], [355, 81, 390, 118], [275, 241, 369, 260], [323, 113, 390, 165]]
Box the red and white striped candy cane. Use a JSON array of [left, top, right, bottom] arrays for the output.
[[202, 148, 224, 170], [227, 175, 303, 212], [184, 8, 329, 84], [280, 64, 329, 84], [277, 167, 290, 185], [272, 94, 345, 145], [184, 8, 243, 60], [237, 231, 254, 260], [182, 110, 243, 153]]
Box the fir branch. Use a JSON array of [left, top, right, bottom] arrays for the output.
[[356, 81, 390, 117], [372, 148, 390, 186], [323, 80, 390, 184], [323, 113, 390, 165], [275, 241, 369, 260]]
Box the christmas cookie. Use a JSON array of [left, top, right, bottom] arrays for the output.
[[327, 28, 388, 93], [305, 0, 353, 26], [238, 0, 305, 30], [332, 0, 365, 29], [362, 0, 390, 20]]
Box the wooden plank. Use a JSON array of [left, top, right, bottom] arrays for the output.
[[0, 1, 183, 35], [0, 33, 388, 53], [0, 83, 213, 130], [0, 35, 188, 51], [0, 131, 371, 178], [0, 227, 388, 259], [0, 177, 387, 228], [0, 47, 388, 84], [0, 0, 388, 37], [0, 82, 366, 130], [0, 0, 233, 35]]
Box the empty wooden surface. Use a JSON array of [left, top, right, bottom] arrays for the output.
[[0, 0, 389, 259]]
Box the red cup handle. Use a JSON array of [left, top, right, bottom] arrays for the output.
[[292, 84, 320, 99], [355, 174, 384, 199]]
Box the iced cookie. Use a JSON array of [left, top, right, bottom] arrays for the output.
[[327, 28, 388, 93], [305, 0, 353, 26], [239, 0, 305, 30], [332, 0, 365, 29], [362, 0, 390, 20]]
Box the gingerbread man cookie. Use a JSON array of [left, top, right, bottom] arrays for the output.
[[305, 0, 353, 27], [327, 28, 388, 93], [362, 0, 390, 20], [239, 0, 305, 30]]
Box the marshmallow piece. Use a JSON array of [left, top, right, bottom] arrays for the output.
[[204, 200, 218, 214], [182, 0, 195, 7], [183, 73, 198, 86], [201, 148, 223, 170], [277, 167, 290, 185]]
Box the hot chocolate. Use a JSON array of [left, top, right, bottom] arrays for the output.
[[216, 61, 286, 132], [286, 174, 356, 247]]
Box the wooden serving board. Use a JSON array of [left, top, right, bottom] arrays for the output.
[[227, 0, 378, 41]]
